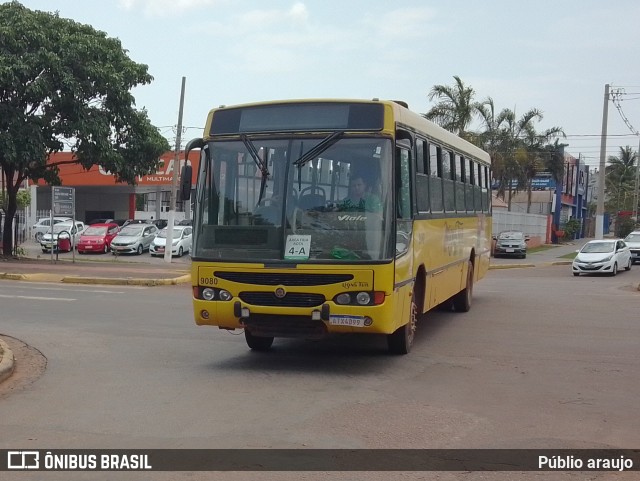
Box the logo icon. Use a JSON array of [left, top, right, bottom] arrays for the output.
[[8, 451, 40, 470], [274, 287, 286, 298]]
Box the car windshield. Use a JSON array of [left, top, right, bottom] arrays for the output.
[[581, 242, 614, 254], [83, 226, 107, 236], [119, 227, 142, 237], [158, 228, 183, 239], [498, 232, 523, 240], [624, 233, 640, 243]]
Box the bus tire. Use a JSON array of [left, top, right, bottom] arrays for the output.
[[452, 260, 473, 313], [387, 292, 417, 355], [244, 330, 274, 351]]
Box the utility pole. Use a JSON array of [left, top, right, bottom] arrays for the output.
[[595, 84, 609, 240], [164, 76, 186, 263], [633, 135, 640, 224]]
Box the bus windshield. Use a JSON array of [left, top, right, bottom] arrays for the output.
[[193, 135, 393, 262]]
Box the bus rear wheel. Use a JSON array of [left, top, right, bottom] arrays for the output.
[[387, 292, 417, 355], [244, 330, 274, 351], [452, 261, 474, 312]]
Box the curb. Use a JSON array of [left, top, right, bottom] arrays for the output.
[[489, 264, 535, 269], [0, 338, 16, 384], [1, 272, 191, 286], [60, 274, 191, 286]]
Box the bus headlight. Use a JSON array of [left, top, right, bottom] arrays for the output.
[[356, 292, 371, 305], [333, 291, 383, 306], [218, 289, 233, 301], [202, 288, 216, 301], [335, 293, 351, 305]]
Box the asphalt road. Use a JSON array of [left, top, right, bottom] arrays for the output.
[[1, 264, 639, 481]]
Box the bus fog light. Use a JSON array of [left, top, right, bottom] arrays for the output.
[[311, 310, 321, 321], [336, 293, 351, 305], [356, 292, 371, 305], [241, 307, 250, 318], [202, 288, 216, 300], [363, 316, 373, 327], [219, 289, 232, 301], [200, 310, 210, 320]]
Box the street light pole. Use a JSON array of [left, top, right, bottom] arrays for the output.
[[164, 76, 186, 264], [595, 84, 609, 239], [633, 135, 640, 225]]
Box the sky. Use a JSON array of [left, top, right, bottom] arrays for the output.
[[12, 0, 640, 170]]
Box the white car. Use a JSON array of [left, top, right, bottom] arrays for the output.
[[623, 231, 640, 264], [32, 217, 72, 242], [150, 226, 192, 257], [40, 220, 86, 252], [572, 239, 632, 276]]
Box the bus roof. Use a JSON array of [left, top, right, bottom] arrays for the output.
[[204, 98, 490, 164]]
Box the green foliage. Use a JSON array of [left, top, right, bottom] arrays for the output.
[[0, 1, 170, 254], [562, 218, 582, 240], [616, 217, 636, 238], [0, 189, 30, 210]]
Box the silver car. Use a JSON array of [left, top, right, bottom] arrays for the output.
[[40, 220, 86, 252], [110, 224, 158, 255], [623, 231, 640, 264]]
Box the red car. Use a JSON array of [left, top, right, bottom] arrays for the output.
[[77, 223, 120, 254]]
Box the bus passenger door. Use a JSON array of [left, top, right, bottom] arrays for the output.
[[393, 142, 414, 330]]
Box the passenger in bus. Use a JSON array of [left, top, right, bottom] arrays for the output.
[[340, 175, 382, 212]]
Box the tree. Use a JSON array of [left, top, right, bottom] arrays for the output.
[[0, 2, 170, 255], [423, 75, 478, 140], [605, 146, 637, 216]]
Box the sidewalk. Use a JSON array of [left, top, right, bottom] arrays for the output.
[[489, 238, 591, 269], [0, 255, 190, 286]]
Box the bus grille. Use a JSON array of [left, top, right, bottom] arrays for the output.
[[215, 272, 353, 286], [239, 292, 325, 307]]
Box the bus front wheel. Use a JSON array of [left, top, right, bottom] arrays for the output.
[[452, 261, 474, 313], [244, 330, 274, 351], [387, 293, 417, 355]]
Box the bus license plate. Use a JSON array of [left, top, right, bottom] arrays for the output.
[[329, 315, 365, 327]]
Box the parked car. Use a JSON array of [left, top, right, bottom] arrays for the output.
[[177, 219, 192, 226], [572, 239, 632, 276], [32, 217, 72, 242], [493, 230, 528, 258], [623, 230, 640, 264], [110, 223, 158, 255], [77, 223, 120, 254], [150, 226, 192, 257], [40, 220, 86, 252]]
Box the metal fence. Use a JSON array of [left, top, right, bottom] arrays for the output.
[[0, 211, 27, 256]]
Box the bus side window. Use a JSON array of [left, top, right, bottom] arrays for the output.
[[396, 147, 412, 219], [415, 139, 430, 213]]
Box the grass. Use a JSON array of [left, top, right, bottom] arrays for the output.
[[526, 245, 556, 254], [559, 252, 578, 259]]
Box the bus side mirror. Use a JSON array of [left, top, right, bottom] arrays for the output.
[[180, 165, 192, 201]]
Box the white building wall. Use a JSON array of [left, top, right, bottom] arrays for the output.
[[492, 210, 548, 239]]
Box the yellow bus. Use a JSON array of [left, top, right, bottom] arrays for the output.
[[180, 99, 491, 354]]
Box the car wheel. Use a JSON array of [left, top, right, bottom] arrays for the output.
[[387, 291, 418, 355], [136, 244, 143, 255], [178, 246, 183, 257], [573, 272, 580, 277], [625, 258, 632, 271], [244, 330, 274, 351], [611, 262, 618, 276], [103, 244, 108, 254], [35, 232, 43, 242]]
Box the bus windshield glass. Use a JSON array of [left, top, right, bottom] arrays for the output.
[[193, 135, 393, 262]]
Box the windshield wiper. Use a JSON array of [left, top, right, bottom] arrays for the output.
[[241, 134, 271, 206], [293, 131, 345, 167]]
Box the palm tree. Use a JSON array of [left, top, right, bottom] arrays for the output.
[[423, 76, 478, 140], [605, 146, 638, 215]]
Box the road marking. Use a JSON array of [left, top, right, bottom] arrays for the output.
[[5, 285, 127, 294], [0, 294, 76, 302]]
